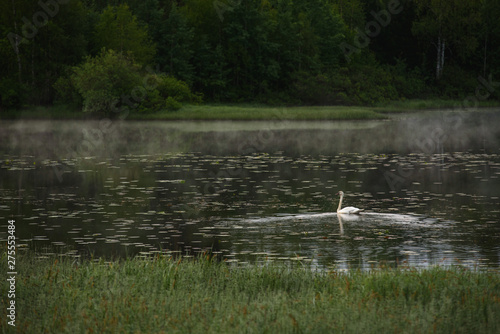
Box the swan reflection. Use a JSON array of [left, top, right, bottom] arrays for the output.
[[337, 212, 362, 235]]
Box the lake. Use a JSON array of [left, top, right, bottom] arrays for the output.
[[1, 109, 499, 270]]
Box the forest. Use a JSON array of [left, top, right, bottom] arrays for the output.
[[1, 0, 499, 114]]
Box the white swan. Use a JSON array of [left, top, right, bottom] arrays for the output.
[[336, 191, 363, 214]]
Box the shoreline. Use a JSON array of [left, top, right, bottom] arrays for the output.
[[1, 100, 499, 121]]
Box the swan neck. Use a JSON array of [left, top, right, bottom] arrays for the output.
[[337, 193, 343, 212]]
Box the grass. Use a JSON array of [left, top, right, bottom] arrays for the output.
[[0, 104, 386, 121], [374, 98, 500, 113], [2, 99, 499, 120], [127, 104, 386, 120], [0, 104, 86, 120], [1, 251, 499, 333]]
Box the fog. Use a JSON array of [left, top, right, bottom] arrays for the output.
[[1, 109, 499, 159]]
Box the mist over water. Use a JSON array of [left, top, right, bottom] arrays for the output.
[[1, 110, 499, 270], [1, 110, 498, 157]]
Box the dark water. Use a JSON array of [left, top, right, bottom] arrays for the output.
[[1, 110, 499, 270]]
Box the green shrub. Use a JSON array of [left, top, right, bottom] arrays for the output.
[[349, 65, 398, 105], [0, 88, 22, 110], [137, 89, 164, 113], [68, 49, 142, 115], [291, 71, 337, 105], [53, 74, 82, 107], [165, 96, 182, 111], [54, 50, 200, 115], [156, 74, 202, 104], [438, 63, 478, 99], [0, 79, 24, 110], [387, 60, 428, 99]]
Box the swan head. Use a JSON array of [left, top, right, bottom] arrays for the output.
[[336, 191, 344, 196]]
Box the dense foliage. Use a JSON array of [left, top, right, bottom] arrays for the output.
[[1, 0, 499, 111], [54, 49, 201, 116]]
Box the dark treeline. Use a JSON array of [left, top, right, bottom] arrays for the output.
[[1, 0, 499, 112]]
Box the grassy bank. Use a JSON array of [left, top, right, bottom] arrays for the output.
[[0, 105, 86, 120], [1, 252, 499, 333], [128, 104, 386, 120], [1, 104, 385, 121], [1, 99, 499, 121], [374, 98, 500, 113]]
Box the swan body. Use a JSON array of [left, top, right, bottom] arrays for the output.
[[336, 191, 363, 214]]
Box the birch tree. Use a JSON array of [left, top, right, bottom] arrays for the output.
[[412, 0, 481, 80]]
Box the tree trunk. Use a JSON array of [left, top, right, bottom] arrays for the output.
[[436, 34, 445, 80]]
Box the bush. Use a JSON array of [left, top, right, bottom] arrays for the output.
[[137, 73, 201, 112], [291, 71, 338, 105], [326, 63, 398, 105], [290, 60, 415, 106], [348, 65, 399, 105], [53, 74, 82, 107], [54, 49, 201, 115], [165, 96, 182, 111], [0, 79, 24, 110], [156, 74, 202, 104], [65, 49, 142, 115], [0, 88, 22, 110], [387, 60, 428, 99], [438, 63, 478, 99]]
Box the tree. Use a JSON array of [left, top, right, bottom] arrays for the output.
[[220, 0, 281, 99], [0, 0, 24, 108], [412, 0, 482, 80], [94, 4, 156, 65], [479, 0, 500, 78], [68, 49, 143, 114], [308, 1, 346, 70], [0, 0, 89, 106], [183, 0, 228, 99], [55, 49, 200, 115], [333, 0, 365, 32], [157, 4, 195, 83]]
